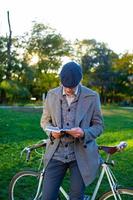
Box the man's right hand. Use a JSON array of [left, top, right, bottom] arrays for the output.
[[51, 132, 62, 139]]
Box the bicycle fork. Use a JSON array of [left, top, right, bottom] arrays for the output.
[[33, 171, 44, 200]]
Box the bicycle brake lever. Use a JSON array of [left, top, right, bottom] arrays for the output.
[[20, 147, 31, 162], [26, 149, 31, 162]]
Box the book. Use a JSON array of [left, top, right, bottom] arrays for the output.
[[45, 126, 71, 133]]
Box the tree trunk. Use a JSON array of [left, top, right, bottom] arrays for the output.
[[0, 89, 7, 104], [7, 10, 12, 79]]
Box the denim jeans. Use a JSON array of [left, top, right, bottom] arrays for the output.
[[41, 159, 85, 200]]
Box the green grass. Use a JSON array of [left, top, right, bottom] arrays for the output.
[[0, 106, 133, 199]]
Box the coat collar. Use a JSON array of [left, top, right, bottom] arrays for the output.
[[50, 85, 96, 127], [51, 84, 96, 98]]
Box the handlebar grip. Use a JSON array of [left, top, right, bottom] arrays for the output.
[[26, 150, 31, 162], [117, 141, 127, 150]]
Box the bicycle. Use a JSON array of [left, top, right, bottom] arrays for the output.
[[9, 140, 133, 200]]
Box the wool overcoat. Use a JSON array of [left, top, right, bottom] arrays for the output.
[[40, 85, 104, 186]]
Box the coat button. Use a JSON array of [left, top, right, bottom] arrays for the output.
[[66, 123, 69, 126], [51, 141, 54, 145], [83, 144, 87, 148], [65, 155, 68, 159]]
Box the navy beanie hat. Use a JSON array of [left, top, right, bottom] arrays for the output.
[[60, 61, 82, 88]]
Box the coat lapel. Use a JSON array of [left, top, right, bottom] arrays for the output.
[[55, 99, 62, 128], [75, 86, 95, 127], [53, 87, 62, 128]]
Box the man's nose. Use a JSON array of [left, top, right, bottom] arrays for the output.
[[66, 88, 73, 92]]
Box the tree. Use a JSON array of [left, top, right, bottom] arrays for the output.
[[0, 22, 72, 103], [113, 53, 133, 104], [0, 35, 32, 103], [31, 73, 59, 100], [79, 40, 118, 103], [21, 22, 71, 99], [0, 37, 7, 82], [24, 22, 71, 72], [0, 36, 9, 103]]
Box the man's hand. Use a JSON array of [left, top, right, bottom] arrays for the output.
[[51, 131, 62, 139], [66, 127, 84, 138]]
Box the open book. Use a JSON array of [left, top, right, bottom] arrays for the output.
[[45, 126, 71, 133]]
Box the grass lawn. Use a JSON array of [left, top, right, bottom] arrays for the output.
[[0, 105, 133, 199]]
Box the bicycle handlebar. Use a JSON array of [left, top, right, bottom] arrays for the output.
[[20, 139, 47, 161], [21, 140, 127, 161], [29, 139, 47, 151]]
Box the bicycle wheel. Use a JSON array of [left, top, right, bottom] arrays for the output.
[[9, 171, 42, 200], [99, 187, 133, 200]]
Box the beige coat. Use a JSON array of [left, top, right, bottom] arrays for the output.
[[40, 85, 104, 186]]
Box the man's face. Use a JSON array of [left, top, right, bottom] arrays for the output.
[[63, 87, 76, 96]]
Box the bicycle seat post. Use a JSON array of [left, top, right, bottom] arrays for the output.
[[106, 154, 111, 162]]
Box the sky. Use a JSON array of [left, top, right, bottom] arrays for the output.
[[0, 0, 133, 54]]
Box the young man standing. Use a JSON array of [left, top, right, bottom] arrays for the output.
[[40, 61, 104, 200]]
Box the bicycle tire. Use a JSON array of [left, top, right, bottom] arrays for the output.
[[9, 171, 41, 200], [99, 187, 133, 200]]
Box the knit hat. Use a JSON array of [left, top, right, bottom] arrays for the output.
[[60, 61, 82, 88]]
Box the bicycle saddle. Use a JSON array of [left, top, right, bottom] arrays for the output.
[[98, 141, 127, 155]]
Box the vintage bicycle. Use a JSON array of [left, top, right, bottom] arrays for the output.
[[9, 140, 133, 200]]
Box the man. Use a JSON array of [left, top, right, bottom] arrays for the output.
[[40, 61, 104, 200]]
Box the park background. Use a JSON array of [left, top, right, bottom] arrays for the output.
[[0, 0, 133, 199]]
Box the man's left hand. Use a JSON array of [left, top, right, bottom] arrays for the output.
[[66, 127, 84, 138]]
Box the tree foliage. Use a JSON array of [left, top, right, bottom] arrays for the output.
[[113, 53, 133, 102], [0, 22, 71, 103], [24, 22, 71, 72], [74, 39, 118, 103], [0, 23, 132, 105]]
